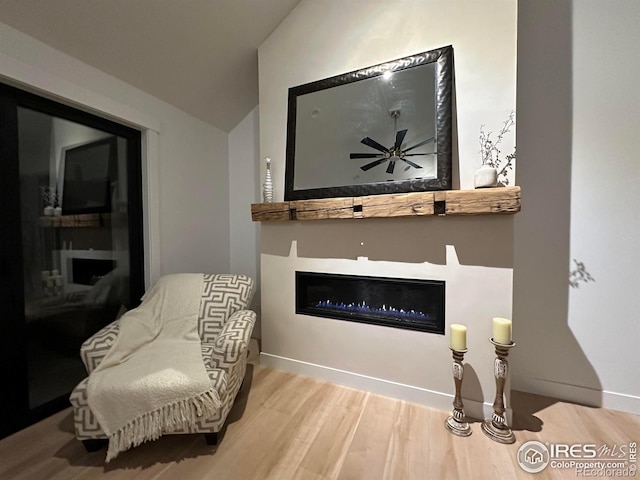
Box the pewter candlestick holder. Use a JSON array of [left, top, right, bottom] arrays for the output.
[[445, 347, 472, 437], [481, 338, 516, 444]]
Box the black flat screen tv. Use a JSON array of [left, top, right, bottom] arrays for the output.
[[59, 136, 117, 215]]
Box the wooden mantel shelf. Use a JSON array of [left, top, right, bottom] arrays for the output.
[[251, 186, 521, 222]]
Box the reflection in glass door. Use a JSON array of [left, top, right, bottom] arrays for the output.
[[18, 109, 137, 409], [0, 82, 144, 436]]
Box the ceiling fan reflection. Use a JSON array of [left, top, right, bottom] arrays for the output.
[[349, 110, 436, 174]]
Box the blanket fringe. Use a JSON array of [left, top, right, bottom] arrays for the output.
[[106, 389, 221, 462]]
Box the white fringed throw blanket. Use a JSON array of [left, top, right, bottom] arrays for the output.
[[87, 273, 221, 462]]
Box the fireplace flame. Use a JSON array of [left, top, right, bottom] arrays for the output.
[[315, 300, 430, 322]]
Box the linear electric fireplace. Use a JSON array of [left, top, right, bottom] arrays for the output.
[[296, 271, 445, 334]]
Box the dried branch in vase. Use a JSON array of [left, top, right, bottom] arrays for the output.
[[40, 186, 58, 207], [479, 111, 516, 186]]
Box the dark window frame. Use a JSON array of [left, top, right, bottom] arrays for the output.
[[0, 81, 145, 437]]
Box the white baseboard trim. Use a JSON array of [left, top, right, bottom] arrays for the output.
[[260, 353, 498, 421], [513, 376, 640, 415]]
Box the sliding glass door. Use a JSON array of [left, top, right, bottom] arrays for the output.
[[0, 83, 144, 437]]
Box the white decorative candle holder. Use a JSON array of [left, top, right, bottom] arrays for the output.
[[445, 347, 472, 437], [481, 338, 516, 444], [263, 157, 274, 203]]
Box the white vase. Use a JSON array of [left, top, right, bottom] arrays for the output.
[[474, 165, 498, 188], [263, 157, 274, 203]]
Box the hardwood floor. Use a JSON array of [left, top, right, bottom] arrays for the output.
[[1, 364, 638, 480]]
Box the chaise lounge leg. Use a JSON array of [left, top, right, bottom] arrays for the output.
[[204, 432, 218, 445], [82, 438, 108, 452]]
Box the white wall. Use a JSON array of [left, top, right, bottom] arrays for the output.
[[156, 118, 229, 275], [229, 106, 262, 336], [569, 1, 640, 410], [260, 0, 517, 196], [0, 21, 231, 284], [258, 0, 517, 415], [513, 0, 640, 413]]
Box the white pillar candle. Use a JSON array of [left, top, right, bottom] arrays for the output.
[[493, 317, 512, 345], [450, 324, 467, 351], [41, 270, 50, 280]]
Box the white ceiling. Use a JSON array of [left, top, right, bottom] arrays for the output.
[[0, 0, 301, 132]]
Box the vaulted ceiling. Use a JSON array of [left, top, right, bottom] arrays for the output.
[[0, 0, 301, 132]]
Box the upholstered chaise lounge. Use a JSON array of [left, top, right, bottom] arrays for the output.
[[69, 273, 256, 455]]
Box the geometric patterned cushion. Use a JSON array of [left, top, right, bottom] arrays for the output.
[[69, 376, 90, 407], [69, 377, 103, 439], [211, 310, 256, 370], [198, 274, 254, 343], [80, 320, 121, 374], [201, 344, 216, 370]]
